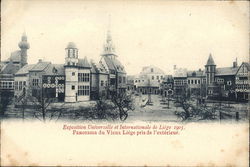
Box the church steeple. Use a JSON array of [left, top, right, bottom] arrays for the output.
[[103, 30, 116, 55], [103, 15, 116, 57], [18, 32, 30, 67]]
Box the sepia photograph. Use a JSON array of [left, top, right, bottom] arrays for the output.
[[0, 0, 249, 166]]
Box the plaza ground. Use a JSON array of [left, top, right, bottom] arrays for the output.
[[2, 94, 249, 122]]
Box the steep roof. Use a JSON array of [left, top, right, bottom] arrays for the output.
[[44, 64, 65, 75], [187, 70, 205, 77], [215, 67, 239, 76], [78, 57, 91, 68], [90, 60, 108, 74], [0, 63, 20, 75], [206, 54, 216, 66], [102, 56, 126, 73], [30, 61, 51, 71], [103, 56, 115, 70], [242, 62, 250, 70], [15, 64, 36, 75]]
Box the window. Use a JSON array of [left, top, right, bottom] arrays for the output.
[[161, 76, 163, 79], [119, 76, 122, 83], [72, 85, 75, 90], [8, 82, 13, 89], [227, 81, 232, 85], [68, 49, 70, 58], [208, 90, 213, 95], [152, 76, 154, 80], [68, 62, 70, 66], [23, 81, 26, 86], [32, 79, 39, 86], [72, 72, 75, 76], [0, 81, 13, 89], [19, 81, 22, 90], [15, 81, 18, 90], [191, 80, 193, 84], [198, 80, 200, 84], [78, 73, 90, 82], [73, 50, 75, 58], [123, 77, 126, 83], [78, 85, 90, 96], [101, 80, 104, 86], [195, 80, 197, 84], [156, 76, 159, 80], [217, 78, 224, 83], [188, 80, 190, 84], [72, 63, 75, 66], [151, 68, 154, 72]]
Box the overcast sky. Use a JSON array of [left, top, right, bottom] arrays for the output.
[[1, 0, 249, 75]]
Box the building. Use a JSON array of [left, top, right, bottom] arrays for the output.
[[173, 66, 188, 97], [0, 33, 30, 93], [235, 62, 249, 101], [187, 69, 206, 97], [160, 75, 174, 97], [90, 60, 109, 100], [205, 54, 241, 100], [132, 65, 165, 94], [126, 75, 136, 92], [99, 30, 127, 95], [64, 42, 91, 102], [14, 64, 36, 101], [14, 59, 65, 104]]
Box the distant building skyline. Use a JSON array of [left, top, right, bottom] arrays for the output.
[[1, 0, 249, 75]]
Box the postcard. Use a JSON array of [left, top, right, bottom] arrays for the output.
[[0, 0, 249, 166]]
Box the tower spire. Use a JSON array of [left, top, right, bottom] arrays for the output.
[[103, 14, 116, 55]]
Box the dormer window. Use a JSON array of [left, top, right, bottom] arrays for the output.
[[52, 67, 58, 73]]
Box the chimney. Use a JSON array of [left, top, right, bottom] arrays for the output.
[[233, 58, 238, 68], [199, 68, 201, 72], [173, 65, 177, 70], [38, 59, 42, 63]]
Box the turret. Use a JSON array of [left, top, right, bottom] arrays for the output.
[[18, 32, 30, 67], [65, 42, 78, 66], [205, 53, 216, 84]]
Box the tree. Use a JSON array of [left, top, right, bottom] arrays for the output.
[[16, 86, 63, 122], [91, 87, 135, 121], [110, 91, 135, 121], [0, 90, 14, 117]]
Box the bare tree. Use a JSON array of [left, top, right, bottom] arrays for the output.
[[16, 86, 64, 122], [110, 91, 135, 121]]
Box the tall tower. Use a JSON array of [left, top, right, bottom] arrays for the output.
[[205, 53, 216, 85], [18, 32, 30, 67], [64, 42, 79, 102], [103, 30, 117, 58], [65, 42, 79, 66]]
